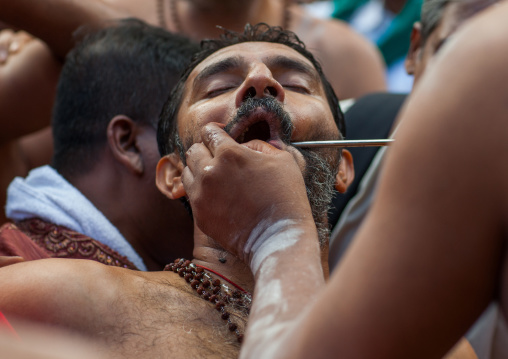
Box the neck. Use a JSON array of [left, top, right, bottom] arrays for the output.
[[168, 0, 287, 40], [192, 228, 255, 293], [71, 159, 195, 271]]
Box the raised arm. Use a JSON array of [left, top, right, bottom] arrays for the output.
[[0, 0, 126, 59], [0, 0, 128, 187], [182, 123, 329, 356]]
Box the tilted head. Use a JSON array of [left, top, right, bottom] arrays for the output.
[[50, 19, 200, 268], [156, 23, 354, 247], [406, 0, 499, 84]]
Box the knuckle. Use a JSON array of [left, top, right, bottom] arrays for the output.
[[185, 143, 200, 158], [204, 128, 220, 147], [219, 146, 240, 163]]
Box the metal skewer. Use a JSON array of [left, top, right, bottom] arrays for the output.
[[292, 139, 394, 148]]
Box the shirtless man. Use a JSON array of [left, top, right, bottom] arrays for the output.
[[0, 0, 381, 223], [0, 24, 353, 358], [182, 3, 508, 359], [0, 19, 197, 271]]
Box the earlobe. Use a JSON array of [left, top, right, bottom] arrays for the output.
[[335, 150, 354, 194], [156, 153, 187, 199], [405, 22, 422, 75], [107, 115, 144, 175]]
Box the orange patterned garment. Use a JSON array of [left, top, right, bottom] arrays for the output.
[[0, 218, 138, 270]]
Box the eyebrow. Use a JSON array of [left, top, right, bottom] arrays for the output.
[[193, 56, 243, 86]]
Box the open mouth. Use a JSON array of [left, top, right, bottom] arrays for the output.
[[227, 111, 287, 150], [236, 120, 271, 144]]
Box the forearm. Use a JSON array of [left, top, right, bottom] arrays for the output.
[[0, 39, 60, 142], [241, 221, 325, 359], [0, 0, 126, 58]]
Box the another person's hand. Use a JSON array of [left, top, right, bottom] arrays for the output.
[[182, 122, 316, 267], [0, 29, 32, 64]]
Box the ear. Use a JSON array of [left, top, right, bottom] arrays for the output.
[[107, 115, 144, 175], [335, 149, 354, 194], [156, 153, 186, 199], [405, 22, 422, 75]]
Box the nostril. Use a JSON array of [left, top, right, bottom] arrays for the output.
[[243, 87, 256, 101], [266, 86, 277, 97]]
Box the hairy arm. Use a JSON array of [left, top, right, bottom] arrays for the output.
[[184, 5, 508, 359]]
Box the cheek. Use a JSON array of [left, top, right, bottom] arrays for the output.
[[289, 101, 338, 140], [179, 99, 235, 143]]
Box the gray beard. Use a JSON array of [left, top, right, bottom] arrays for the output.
[[300, 148, 340, 248], [177, 97, 341, 248]]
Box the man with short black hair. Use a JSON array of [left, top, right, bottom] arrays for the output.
[[0, 19, 197, 271]]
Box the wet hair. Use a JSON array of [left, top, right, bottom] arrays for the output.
[[420, 0, 498, 45], [157, 23, 345, 157], [51, 18, 199, 178]]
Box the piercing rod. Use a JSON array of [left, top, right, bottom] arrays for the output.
[[291, 139, 394, 148]]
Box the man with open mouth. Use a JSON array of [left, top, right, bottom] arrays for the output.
[[0, 23, 353, 358], [156, 23, 355, 268]]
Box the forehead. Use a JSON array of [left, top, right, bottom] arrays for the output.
[[187, 42, 319, 85]]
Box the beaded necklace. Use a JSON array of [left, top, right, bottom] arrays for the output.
[[157, 0, 291, 33], [164, 258, 252, 343]]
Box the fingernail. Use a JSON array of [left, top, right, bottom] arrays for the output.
[[0, 49, 7, 62]]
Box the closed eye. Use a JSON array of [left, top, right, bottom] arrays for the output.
[[206, 87, 235, 98], [282, 84, 310, 94]]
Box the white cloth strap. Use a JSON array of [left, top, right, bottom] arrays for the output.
[[5, 165, 146, 271]]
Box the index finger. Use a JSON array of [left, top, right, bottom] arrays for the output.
[[200, 122, 239, 157]]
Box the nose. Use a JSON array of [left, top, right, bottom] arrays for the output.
[[235, 63, 285, 107]]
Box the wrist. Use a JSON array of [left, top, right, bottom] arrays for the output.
[[244, 218, 318, 276]]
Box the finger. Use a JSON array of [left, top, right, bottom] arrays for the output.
[[181, 165, 195, 195], [0, 29, 14, 63], [9, 31, 32, 53], [200, 122, 239, 157], [185, 142, 213, 174]]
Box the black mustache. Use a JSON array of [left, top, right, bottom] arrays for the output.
[[224, 97, 293, 144]]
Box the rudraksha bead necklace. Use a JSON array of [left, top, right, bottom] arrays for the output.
[[164, 258, 252, 343]]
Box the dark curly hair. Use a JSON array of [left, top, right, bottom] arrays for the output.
[[157, 22, 345, 157]]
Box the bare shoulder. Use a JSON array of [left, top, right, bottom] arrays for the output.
[[0, 259, 134, 321], [288, 5, 368, 50], [99, 0, 158, 25], [0, 259, 241, 358], [288, 5, 386, 98]]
